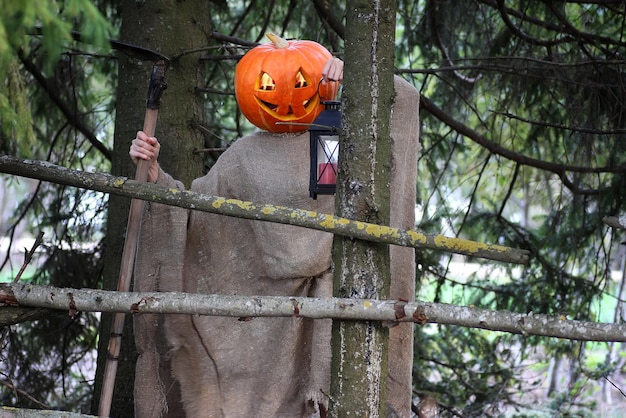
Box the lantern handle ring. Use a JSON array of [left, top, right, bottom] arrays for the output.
[[317, 77, 342, 100]]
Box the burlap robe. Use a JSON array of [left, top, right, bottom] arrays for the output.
[[133, 77, 420, 417]]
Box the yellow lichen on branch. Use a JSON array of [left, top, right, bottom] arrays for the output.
[[0, 155, 530, 264]]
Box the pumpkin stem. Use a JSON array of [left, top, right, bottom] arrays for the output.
[[266, 32, 289, 49]]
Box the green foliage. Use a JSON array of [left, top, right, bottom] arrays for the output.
[[1, 247, 102, 411], [0, 0, 115, 412], [414, 325, 519, 416], [407, 0, 626, 415], [0, 59, 34, 155], [0, 0, 112, 154], [0, 0, 111, 71]]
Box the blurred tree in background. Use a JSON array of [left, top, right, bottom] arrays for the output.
[[406, 2, 626, 415], [1, 1, 626, 416], [0, 0, 114, 413]]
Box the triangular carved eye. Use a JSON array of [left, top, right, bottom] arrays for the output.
[[295, 70, 308, 88], [259, 72, 276, 91]]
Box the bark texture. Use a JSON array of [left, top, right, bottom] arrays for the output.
[[4, 284, 626, 342], [330, 1, 408, 416]]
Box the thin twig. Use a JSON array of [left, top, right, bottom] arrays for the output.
[[13, 231, 44, 283], [193, 147, 228, 154], [495, 110, 626, 135], [0, 378, 51, 409], [18, 51, 111, 161], [604, 374, 626, 398]]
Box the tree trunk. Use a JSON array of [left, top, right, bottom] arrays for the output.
[[329, 1, 397, 416], [92, 1, 208, 416]]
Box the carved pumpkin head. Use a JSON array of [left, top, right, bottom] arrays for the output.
[[234, 33, 340, 133]]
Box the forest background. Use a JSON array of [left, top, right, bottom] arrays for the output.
[[1, 0, 626, 417]]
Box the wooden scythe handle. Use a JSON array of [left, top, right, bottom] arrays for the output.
[[98, 60, 168, 417]]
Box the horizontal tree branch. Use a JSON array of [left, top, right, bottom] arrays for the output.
[[0, 406, 95, 417], [0, 155, 530, 264], [0, 306, 58, 326], [2, 283, 624, 342], [603, 215, 626, 230]]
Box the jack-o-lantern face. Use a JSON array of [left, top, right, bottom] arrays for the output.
[[235, 33, 340, 133]]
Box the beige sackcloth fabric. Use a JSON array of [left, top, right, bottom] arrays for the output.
[[133, 76, 420, 417]]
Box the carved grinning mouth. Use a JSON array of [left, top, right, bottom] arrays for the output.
[[256, 70, 314, 115], [258, 99, 312, 115]]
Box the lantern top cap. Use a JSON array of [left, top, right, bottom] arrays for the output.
[[309, 101, 341, 132]]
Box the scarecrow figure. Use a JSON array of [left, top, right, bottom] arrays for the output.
[[130, 34, 420, 418]]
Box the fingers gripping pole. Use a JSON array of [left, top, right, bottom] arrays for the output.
[[99, 59, 168, 417]]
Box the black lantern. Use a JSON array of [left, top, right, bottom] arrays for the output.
[[309, 100, 341, 199]]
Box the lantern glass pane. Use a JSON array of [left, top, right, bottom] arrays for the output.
[[317, 135, 339, 185]]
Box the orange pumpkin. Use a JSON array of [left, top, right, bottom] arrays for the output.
[[234, 33, 340, 133]]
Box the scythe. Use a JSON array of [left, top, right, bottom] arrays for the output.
[[94, 39, 170, 417], [33, 27, 171, 415]]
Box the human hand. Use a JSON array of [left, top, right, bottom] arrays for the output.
[[129, 130, 161, 182], [322, 57, 343, 84]]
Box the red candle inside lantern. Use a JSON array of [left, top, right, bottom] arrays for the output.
[[309, 102, 341, 198], [318, 162, 338, 184]]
